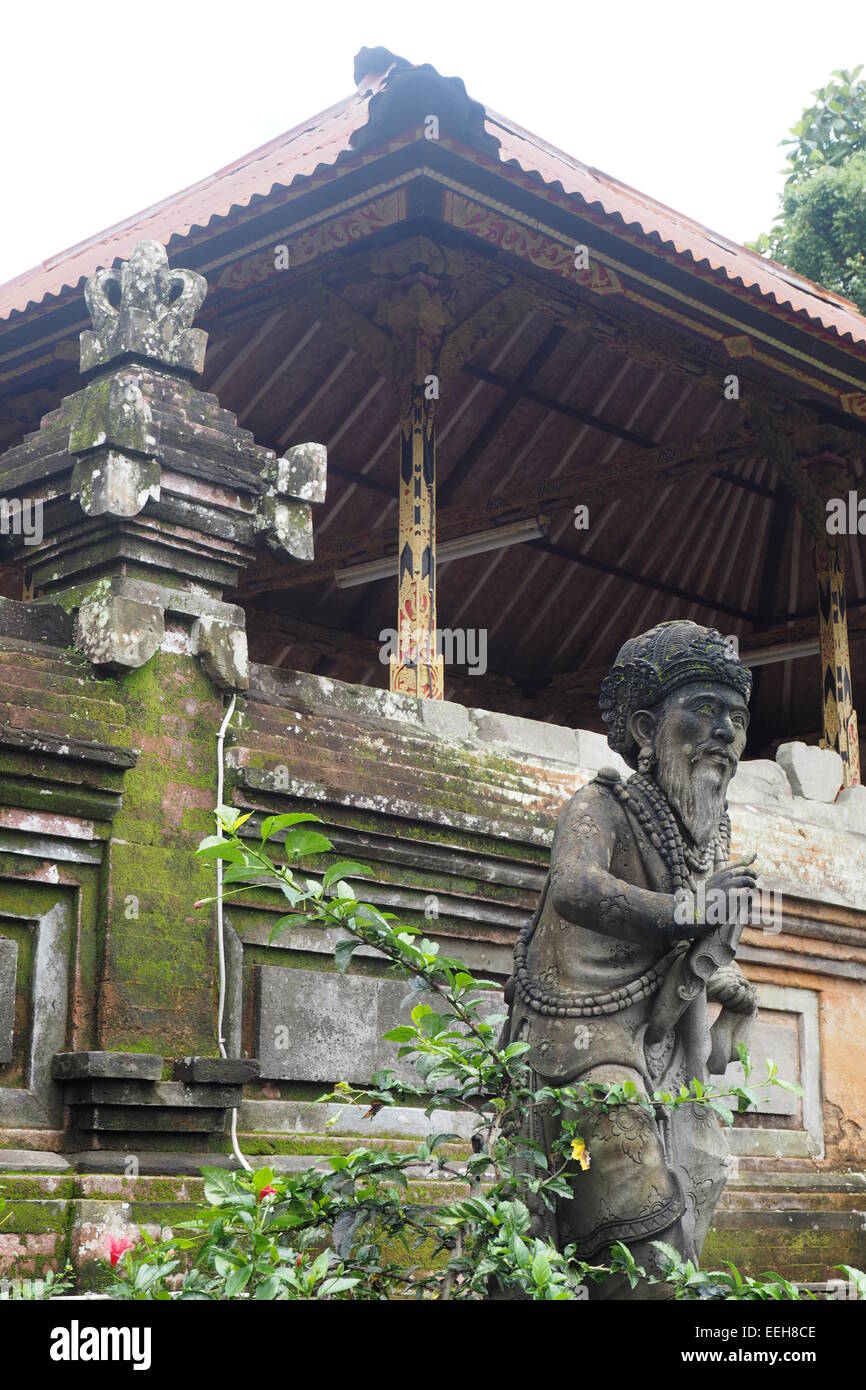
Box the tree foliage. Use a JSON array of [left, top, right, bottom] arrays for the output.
[[751, 67, 866, 311]]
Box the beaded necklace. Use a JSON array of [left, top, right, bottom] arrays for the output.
[[609, 771, 730, 893]]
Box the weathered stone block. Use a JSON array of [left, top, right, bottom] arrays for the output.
[[573, 729, 630, 776], [710, 1012, 800, 1117], [0, 935, 17, 1066], [419, 697, 471, 741], [266, 442, 327, 504], [69, 373, 158, 459], [75, 594, 164, 671], [727, 759, 793, 806], [190, 615, 249, 691], [256, 964, 501, 1085], [837, 784, 866, 834], [776, 742, 844, 802], [174, 1056, 259, 1085], [0, 600, 73, 647], [72, 1105, 225, 1133], [256, 965, 423, 1084], [52, 1052, 164, 1082], [254, 495, 315, 561], [71, 450, 160, 518], [469, 709, 578, 763], [64, 1080, 241, 1108]]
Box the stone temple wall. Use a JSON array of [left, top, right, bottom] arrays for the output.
[[0, 621, 864, 1284]]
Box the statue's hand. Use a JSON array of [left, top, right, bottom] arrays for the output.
[[703, 857, 759, 925], [670, 857, 759, 941]]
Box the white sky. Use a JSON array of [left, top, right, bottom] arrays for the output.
[[2, 1, 866, 287]]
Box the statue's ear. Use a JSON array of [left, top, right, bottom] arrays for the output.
[[628, 708, 655, 753]]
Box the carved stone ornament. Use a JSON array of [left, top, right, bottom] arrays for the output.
[[0, 241, 326, 693], [80, 240, 208, 375]]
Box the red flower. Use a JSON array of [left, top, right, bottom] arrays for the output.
[[108, 1236, 134, 1268], [258, 1185, 278, 1202], [296, 1254, 303, 1267]]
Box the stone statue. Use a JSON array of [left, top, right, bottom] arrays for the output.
[[503, 621, 759, 1297]]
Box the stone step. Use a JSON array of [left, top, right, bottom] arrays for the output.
[[230, 786, 548, 867], [0, 685, 128, 725], [0, 664, 121, 700], [230, 746, 561, 834], [0, 703, 131, 747], [71, 1105, 227, 1133], [235, 762, 555, 850], [64, 1080, 242, 1108], [233, 716, 568, 795], [242, 705, 574, 797], [0, 639, 91, 673], [53, 1052, 163, 1082]]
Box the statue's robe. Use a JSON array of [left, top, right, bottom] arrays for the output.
[[505, 773, 754, 1267]]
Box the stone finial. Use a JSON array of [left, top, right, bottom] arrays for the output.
[[254, 441, 327, 559], [81, 241, 208, 375]]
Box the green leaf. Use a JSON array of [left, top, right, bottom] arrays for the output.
[[707, 1098, 735, 1126], [382, 1026, 417, 1043], [323, 861, 373, 890], [196, 837, 245, 863], [318, 1276, 359, 1297], [201, 1166, 240, 1204], [216, 806, 252, 833], [282, 829, 333, 859], [267, 913, 310, 944], [252, 1167, 275, 1195], [221, 863, 272, 885], [531, 1246, 551, 1285], [225, 1265, 252, 1298], [260, 812, 321, 843], [510, 1234, 531, 1269], [651, 1240, 682, 1269], [334, 938, 359, 974]]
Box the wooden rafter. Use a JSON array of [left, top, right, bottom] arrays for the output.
[[238, 425, 752, 597]]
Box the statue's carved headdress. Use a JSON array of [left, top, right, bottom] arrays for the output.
[[599, 620, 752, 769]]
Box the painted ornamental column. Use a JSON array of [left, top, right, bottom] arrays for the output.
[[392, 375, 442, 698], [814, 535, 860, 786], [377, 269, 451, 701]]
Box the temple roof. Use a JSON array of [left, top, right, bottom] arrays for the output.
[[2, 47, 866, 347]]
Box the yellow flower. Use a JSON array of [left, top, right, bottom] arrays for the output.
[[570, 1137, 591, 1171]]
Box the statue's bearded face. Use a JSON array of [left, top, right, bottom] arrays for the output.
[[650, 681, 749, 848]]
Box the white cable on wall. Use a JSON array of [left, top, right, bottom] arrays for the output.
[[215, 692, 252, 1172]]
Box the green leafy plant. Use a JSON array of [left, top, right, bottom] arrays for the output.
[[99, 808, 855, 1301]]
